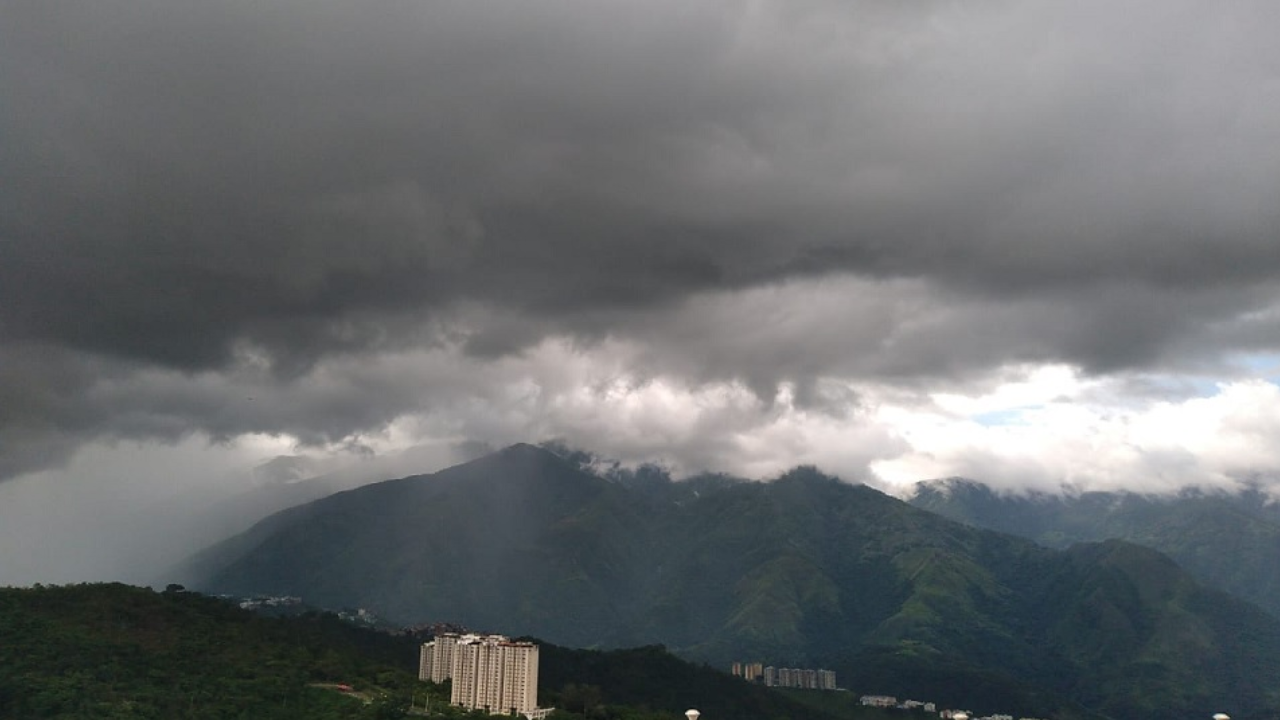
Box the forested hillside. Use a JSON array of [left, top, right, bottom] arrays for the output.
[[188, 444, 1280, 720], [0, 583, 435, 719], [909, 479, 1280, 619], [0, 583, 847, 720]]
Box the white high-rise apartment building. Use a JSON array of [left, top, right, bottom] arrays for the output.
[[419, 633, 541, 717], [419, 632, 461, 683], [498, 640, 539, 714], [453, 635, 504, 712]]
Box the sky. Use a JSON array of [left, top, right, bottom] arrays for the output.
[[4, 1, 1280, 584]]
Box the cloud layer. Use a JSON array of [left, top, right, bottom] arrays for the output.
[[4, 1, 1280, 498]]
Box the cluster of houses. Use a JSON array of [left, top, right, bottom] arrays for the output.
[[859, 695, 1045, 720], [231, 594, 381, 626], [235, 594, 303, 611]]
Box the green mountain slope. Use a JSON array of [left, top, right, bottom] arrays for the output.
[[194, 443, 650, 646], [909, 479, 1280, 620], [189, 445, 1280, 720]]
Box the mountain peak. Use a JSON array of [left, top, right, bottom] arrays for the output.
[[500, 442, 552, 458], [479, 442, 586, 477]]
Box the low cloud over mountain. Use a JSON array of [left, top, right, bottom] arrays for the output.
[[4, 2, 1280, 533]]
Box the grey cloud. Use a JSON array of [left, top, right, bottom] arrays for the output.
[[5, 1, 1280, 480], [616, 278, 1280, 404]]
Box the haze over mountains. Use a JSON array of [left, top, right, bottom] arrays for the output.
[[910, 478, 1280, 620], [186, 443, 1280, 720], [0, 439, 481, 587]]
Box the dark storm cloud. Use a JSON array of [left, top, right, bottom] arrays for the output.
[[4, 0, 1280, 480]]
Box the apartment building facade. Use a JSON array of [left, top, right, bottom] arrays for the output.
[[420, 633, 541, 717]]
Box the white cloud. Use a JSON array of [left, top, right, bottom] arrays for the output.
[[8, 335, 1280, 587], [871, 371, 1280, 497]]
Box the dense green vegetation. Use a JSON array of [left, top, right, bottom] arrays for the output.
[[909, 479, 1280, 621], [0, 583, 860, 720], [539, 643, 842, 720], [0, 583, 469, 719], [188, 444, 1280, 720]]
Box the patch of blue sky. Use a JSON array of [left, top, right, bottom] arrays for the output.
[[1229, 352, 1280, 386], [1120, 370, 1223, 402], [971, 407, 1037, 427], [1165, 375, 1224, 398]]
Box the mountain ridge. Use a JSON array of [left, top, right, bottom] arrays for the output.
[[909, 477, 1280, 620], [187, 445, 1280, 720]]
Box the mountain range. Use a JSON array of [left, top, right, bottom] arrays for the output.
[[909, 479, 1280, 620], [185, 444, 1280, 720]]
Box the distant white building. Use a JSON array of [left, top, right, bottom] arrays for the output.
[[420, 633, 542, 717], [742, 662, 835, 690]]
